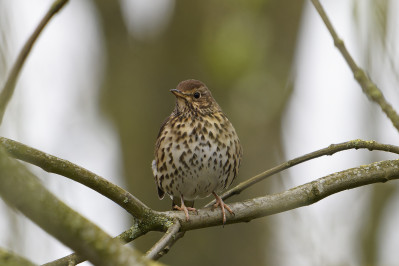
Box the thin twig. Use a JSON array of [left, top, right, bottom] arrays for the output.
[[0, 137, 152, 218], [205, 139, 399, 207], [310, 0, 399, 132], [0, 0, 69, 124], [146, 220, 183, 261]]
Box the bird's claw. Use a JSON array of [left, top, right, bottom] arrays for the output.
[[212, 192, 234, 225], [173, 205, 198, 221]]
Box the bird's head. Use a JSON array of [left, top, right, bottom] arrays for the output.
[[170, 79, 221, 114]]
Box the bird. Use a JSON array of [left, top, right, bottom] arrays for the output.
[[152, 79, 242, 224]]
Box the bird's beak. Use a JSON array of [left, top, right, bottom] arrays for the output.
[[170, 89, 185, 98]]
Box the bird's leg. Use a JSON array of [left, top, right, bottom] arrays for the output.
[[212, 192, 234, 225], [173, 195, 197, 221]]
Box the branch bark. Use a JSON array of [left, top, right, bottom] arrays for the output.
[[205, 139, 399, 207], [174, 159, 399, 230], [2, 136, 398, 264], [0, 137, 152, 219], [3, 137, 399, 263], [3, 137, 398, 221], [43, 223, 149, 266], [145, 220, 182, 260], [0, 247, 37, 266], [0, 147, 160, 266], [42, 157, 399, 265]]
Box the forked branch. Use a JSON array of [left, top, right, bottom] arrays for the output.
[[206, 139, 399, 207], [43, 158, 399, 265]]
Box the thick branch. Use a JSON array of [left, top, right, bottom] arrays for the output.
[[175, 159, 399, 230], [0, 137, 152, 218], [2, 136, 397, 265], [0, 148, 158, 266], [43, 156, 399, 265], [43, 221, 149, 266], [206, 139, 399, 207], [0, 0, 69, 124], [0, 247, 37, 266], [310, 0, 399, 132]]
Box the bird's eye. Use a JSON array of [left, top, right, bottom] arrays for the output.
[[193, 92, 201, 99]]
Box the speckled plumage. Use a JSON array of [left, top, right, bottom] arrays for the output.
[[152, 79, 242, 223]]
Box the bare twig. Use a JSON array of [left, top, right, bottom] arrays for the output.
[[146, 220, 183, 260], [205, 139, 399, 207], [310, 0, 399, 132], [0, 137, 152, 218], [0, 0, 69, 124]]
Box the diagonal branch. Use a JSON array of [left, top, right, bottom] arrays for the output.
[[3, 137, 397, 218], [0, 137, 152, 219], [205, 139, 399, 207], [0, 0, 69, 124], [43, 157, 399, 265], [310, 0, 399, 132], [43, 221, 149, 266], [0, 147, 158, 266], [177, 159, 399, 230], [0, 247, 37, 266], [2, 137, 398, 264], [145, 220, 183, 261]]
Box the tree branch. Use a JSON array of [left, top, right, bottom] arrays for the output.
[[3, 137, 397, 220], [43, 221, 149, 266], [205, 139, 399, 207], [310, 0, 399, 132], [0, 0, 69, 124], [175, 159, 399, 231], [2, 136, 398, 265], [0, 247, 37, 266], [0, 148, 159, 266], [145, 220, 183, 261], [0, 137, 153, 219], [42, 157, 399, 265]]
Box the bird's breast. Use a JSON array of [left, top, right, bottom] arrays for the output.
[[154, 112, 241, 199]]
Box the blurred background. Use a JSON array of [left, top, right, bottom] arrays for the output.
[[0, 0, 399, 265]]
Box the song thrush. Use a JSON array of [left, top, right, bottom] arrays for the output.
[[152, 79, 242, 224]]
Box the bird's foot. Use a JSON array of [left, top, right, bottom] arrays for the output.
[[173, 204, 197, 221], [212, 192, 234, 225]]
